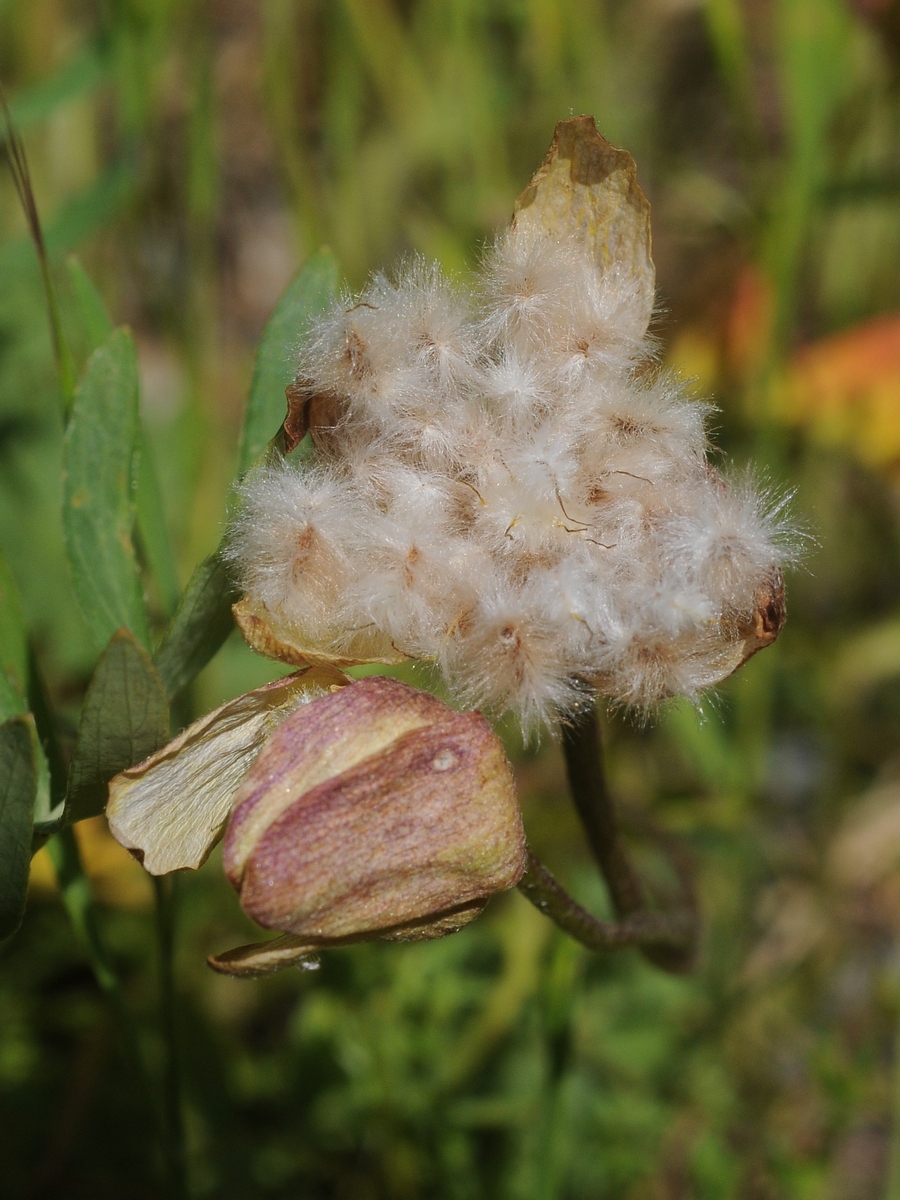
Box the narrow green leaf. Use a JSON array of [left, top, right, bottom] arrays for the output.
[[237, 250, 340, 474], [135, 436, 181, 618], [66, 257, 181, 618], [0, 715, 38, 940], [154, 553, 238, 702], [0, 555, 53, 827], [62, 327, 150, 650], [66, 254, 114, 349], [0, 549, 28, 721], [66, 630, 169, 825]]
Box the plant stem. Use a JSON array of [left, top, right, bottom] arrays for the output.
[[46, 826, 165, 1171], [46, 826, 123, 994], [560, 709, 645, 918], [518, 700, 697, 973], [153, 874, 188, 1200], [518, 852, 695, 959], [33, 659, 165, 1180], [561, 704, 697, 973]]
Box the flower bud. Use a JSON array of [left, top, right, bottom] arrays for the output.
[[222, 676, 526, 943]]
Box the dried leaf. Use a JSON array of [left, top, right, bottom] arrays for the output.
[[734, 573, 786, 667], [207, 901, 487, 979], [279, 380, 343, 455], [512, 115, 655, 335], [208, 933, 321, 978]]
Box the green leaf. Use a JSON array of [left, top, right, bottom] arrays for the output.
[[66, 254, 114, 350], [0, 715, 39, 940], [0, 550, 28, 721], [66, 630, 169, 825], [66, 257, 180, 616], [135, 435, 181, 618], [154, 553, 238, 702], [62, 327, 150, 650], [0, 554, 53, 827], [237, 250, 340, 474]]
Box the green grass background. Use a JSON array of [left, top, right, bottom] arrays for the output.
[[4, 0, 900, 1196]]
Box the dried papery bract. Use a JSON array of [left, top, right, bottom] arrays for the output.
[[229, 116, 788, 734]]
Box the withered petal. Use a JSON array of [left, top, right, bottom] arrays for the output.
[[224, 676, 452, 885], [107, 665, 349, 875]]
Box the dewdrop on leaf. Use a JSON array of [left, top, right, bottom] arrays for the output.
[[228, 116, 789, 735]]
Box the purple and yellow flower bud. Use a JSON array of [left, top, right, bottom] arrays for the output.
[[222, 676, 526, 942]]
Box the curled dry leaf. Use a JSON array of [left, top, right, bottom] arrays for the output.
[[207, 902, 486, 978], [107, 665, 349, 874], [511, 114, 655, 337], [280, 380, 343, 455], [734, 574, 786, 666]]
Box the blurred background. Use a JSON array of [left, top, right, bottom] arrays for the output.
[[3, 0, 900, 1196]]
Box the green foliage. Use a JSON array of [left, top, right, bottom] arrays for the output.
[[153, 551, 237, 703], [62, 327, 149, 650], [238, 250, 340, 474], [0, 715, 37, 940], [2, 0, 900, 1196], [65, 630, 169, 825], [0, 550, 27, 721], [67, 255, 182, 616]]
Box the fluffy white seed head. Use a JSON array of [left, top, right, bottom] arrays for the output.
[[230, 235, 792, 736]]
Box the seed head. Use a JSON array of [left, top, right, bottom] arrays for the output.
[[228, 117, 791, 735]]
